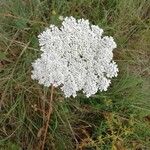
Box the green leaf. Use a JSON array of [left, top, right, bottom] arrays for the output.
[[0, 51, 7, 60], [0, 51, 11, 62]]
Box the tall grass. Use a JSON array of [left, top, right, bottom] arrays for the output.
[[0, 0, 150, 149]]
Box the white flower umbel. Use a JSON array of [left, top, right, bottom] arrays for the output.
[[31, 16, 119, 97]]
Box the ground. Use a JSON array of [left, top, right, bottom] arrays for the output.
[[0, 0, 150, 150]]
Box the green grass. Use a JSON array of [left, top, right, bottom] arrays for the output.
[[0, 0, 150, 149]]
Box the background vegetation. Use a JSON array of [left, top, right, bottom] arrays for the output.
[[0, 0, 150, 149]]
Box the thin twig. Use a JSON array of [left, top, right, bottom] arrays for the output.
[[41, 85, 54, 150]]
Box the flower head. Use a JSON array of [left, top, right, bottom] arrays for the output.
[[31, 16, 118, 97]]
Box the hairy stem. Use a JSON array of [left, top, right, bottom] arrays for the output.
[[41, 85, 54, 150]]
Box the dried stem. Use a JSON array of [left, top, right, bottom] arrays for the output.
[[41, 85, 54, 150]]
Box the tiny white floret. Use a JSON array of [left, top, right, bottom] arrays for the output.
[[31, 16, 119, 97]]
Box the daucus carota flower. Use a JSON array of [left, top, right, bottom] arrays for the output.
[[31, 16, 118, 97]]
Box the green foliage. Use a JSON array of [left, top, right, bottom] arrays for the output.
[[0, 141, 21, 150], [0, 0, 149, 149]]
